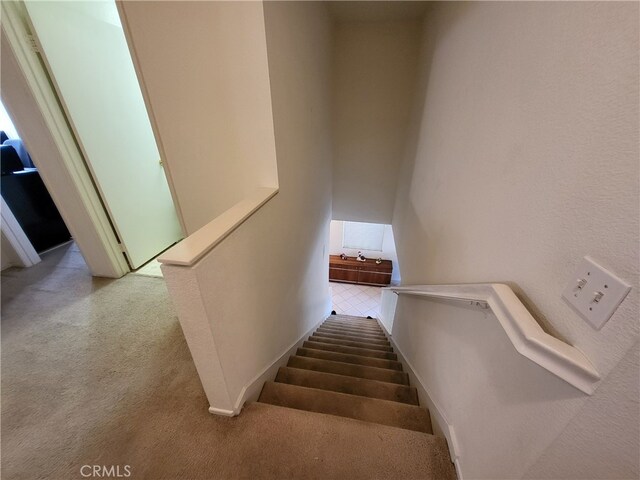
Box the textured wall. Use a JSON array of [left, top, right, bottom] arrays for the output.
[[391, 2, 639, 478], [524, 341, 639, 479], [332, 21, 421, 224]]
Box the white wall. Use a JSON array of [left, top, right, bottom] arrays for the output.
[[391, 2, 639, 479], [120, 1, 278, 235], [331, 20, 421, 224], [159, 1, 333, 413], [329, 220, 400, 284]]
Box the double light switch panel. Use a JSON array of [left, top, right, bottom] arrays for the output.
[[562, 256, 631, 330]]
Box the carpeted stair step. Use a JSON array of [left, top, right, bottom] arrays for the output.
[[312, 331, 391, 346], [245, 403, 457, 480], [327, 313, 372, 322], [323, 319, 382, 331], [321, 324, 385, 335], [330, 314, 379, 325], [309, 334, 393, 352], [258, 381, 432, 433], [321, 324, 384, 335], [317, 325, 387, 340], [275, 366, 419, 405], [325, 315, 380, 323], [287, 355, 409, 385], [296, 347, 402, 370], [317, 325, 388, 339], [302, 340, 397, 360]]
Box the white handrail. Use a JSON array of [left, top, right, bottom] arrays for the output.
[[158, 187, 278, 267], [386, 284, 600, 395]]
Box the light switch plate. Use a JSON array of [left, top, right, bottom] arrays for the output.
[[562, 256, 631, 330]]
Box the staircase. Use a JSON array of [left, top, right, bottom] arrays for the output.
[[258, 314, 432, 434]]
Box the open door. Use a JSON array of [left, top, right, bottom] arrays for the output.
[[24, 1, 182, 269]]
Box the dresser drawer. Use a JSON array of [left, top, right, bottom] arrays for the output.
[[329, 255, 393, 286]]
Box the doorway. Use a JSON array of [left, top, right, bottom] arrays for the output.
[[1, 100, 74, 258], [328, 220, 401, 317], [1, 1, 185, 277]]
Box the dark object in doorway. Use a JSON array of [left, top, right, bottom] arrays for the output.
[[1, 146, 70, 252], [331, 311, 336, 315], [0, 145, 24, 175]]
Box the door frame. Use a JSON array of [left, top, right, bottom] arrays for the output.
[[1, 1, 129, 278], [1, 196, 40, 268]]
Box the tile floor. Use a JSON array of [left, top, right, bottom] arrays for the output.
[[329, 281, 382, 318], [132, 258, 163, 278]]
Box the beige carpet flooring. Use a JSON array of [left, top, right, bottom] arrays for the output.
[[1, 243, 455, 480]]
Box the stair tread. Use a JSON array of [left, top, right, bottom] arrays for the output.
[[324, 319, 382, 329], [258, 381, 432, 433], [303, 340, 397, 360], [288, 355, 408, 385], [297, 347, 402, 370], [313, 331, 391, 345], [243, 403, 456, 480], [323, 323, 383, 331], [309, 334, 393, 352], [326, 314, 379, 322], [322, 324, 384, 335], [327, 313, 375, 322], [317, 325, 388, 339], [276, 367, 419, 405]]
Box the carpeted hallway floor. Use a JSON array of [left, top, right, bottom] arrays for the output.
[[1, 243, 455, 480]]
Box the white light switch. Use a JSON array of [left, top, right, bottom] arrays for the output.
[[562, 256, 631, 330]]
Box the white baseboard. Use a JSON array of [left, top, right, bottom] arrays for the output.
[[208, 406, 236, 416], [1, 196, 41, 268], [210, 316, 326, 417], [376, 317, 463, 479]]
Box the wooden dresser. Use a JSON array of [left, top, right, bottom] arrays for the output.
[[329, 255, 393, 286]]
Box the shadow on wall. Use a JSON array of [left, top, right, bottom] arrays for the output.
[[392, 296, 587, 478], [392, 2, 475, 277], [522, 340, 640, 479], [507, 285, 570, 343]]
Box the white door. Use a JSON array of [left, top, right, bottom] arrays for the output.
[[24, 1, 183, 269]]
